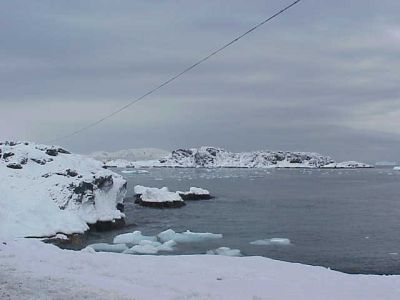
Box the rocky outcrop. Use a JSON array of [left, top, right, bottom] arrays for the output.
[[0, 141, 127, 238]]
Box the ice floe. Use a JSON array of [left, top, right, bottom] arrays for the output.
[[250, 238, 291, 246], [86, 243, 129, 253], [113, 231, 157, 244], [157, 229, 223, 243]]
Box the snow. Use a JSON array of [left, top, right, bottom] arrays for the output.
[[113, 231, 158, 244], [321, 161, 372, 169], [250, 238, 292, 246], [0, 141, 126, 238], [207, 247, 242, 257], [157, 229, 223, 243], [393, 166, 400, 171], [179, 187, 210, 195], [1, 238, 399, 300], [140, 187, 183, 203]]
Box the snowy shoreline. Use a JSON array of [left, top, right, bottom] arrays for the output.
[[1, 238, 399, 300]]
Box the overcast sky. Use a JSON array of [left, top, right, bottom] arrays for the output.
[[1, 0, 400, 161]]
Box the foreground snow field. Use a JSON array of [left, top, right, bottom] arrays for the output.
[[0, 239, 399, 300]]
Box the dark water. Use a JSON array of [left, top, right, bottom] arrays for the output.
[[87, 167, 400, 275]]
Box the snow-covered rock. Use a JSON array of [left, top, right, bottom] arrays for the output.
[[0, 141, 127, 238], [206, 247, 242, 257], [321, 161, 372, 169], [250, 238, 291, 246], [134, 146, 334, 168], [134, 186, 185, 208], [178, 187, 213, 200], [157, 229, 223, 243]]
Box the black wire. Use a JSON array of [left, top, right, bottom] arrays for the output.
[[47, 0, 302, 143]]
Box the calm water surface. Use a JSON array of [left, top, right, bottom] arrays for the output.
[[86, 167, 400, 275]]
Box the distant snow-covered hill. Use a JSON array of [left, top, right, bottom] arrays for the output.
[[90, 148, 169, 163], [134, 146, 335, 168]]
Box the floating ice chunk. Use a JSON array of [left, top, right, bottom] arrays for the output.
[[393, 166, 400, 171], [123, 240, 177, 254], [158, 240, 177, 251], [206, 247, 242, 257], [124, 244, 159, 255], [87, 243, 129, 253], [113, 231, 157, 244], [157, 229, 223, 243], [250, 238, 291, 246]]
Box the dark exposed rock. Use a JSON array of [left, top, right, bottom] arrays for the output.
[[94, 175, 113, 189], [57, 148, 71, 154], [116, 203, 124, 212], [135, 198, 186, 208], [3, 152, 14, 160], [66, 169, 78, 177], [88, 218, 126, 231], [46, 149, 59, 156], [31, 158, 50, 165], [20, 158, 28, 165], [179, 193, 214, 201], [6, 163, 22, 169]]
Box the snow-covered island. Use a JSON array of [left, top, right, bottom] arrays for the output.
[[89, 148, 169, 168], [0, 141, 127, 238]]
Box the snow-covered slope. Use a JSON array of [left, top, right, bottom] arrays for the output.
[[1, 238, 399, 300], [321, 161, 373, 169], [0, 141, 126, 238], [134, 146, 334, 168], [90, 148, 169, 163]]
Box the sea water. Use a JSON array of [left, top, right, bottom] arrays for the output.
[[84, 167, 400, 275]]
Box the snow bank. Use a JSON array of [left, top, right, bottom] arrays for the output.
[[1, 238, 399, 300], [157, 229, 223, 243], [134, 146, 335, 168], [207, 247, 242, 257], [321, 161, 372, 169], [250, 238, 291, 246], [0, 141, 126, 238]]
